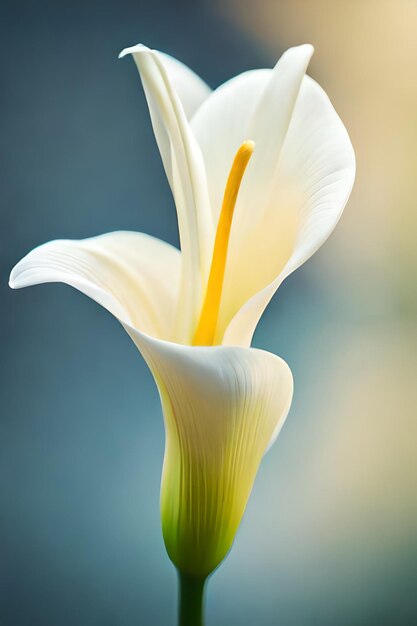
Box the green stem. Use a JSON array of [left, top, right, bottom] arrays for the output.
[[178, 571, 207, 626]]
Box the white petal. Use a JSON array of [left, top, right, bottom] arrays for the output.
[[191, 68, 270, 224], [119, 45, 214, 341], [191, 46, 317, 344], [126, 327, 293, 576], [9, 231, 181, 341], [191, 45, 313, 228], [223, 76, 356, 346], [242, 45, 314, 225], [158, 52, 212, 119]]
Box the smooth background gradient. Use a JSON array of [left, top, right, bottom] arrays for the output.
[[1, 0, 416, 624]]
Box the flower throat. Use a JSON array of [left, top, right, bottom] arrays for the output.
[[192, 140, 254, 346]]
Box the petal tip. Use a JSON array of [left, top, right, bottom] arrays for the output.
[[280, 43, 314, 67], [118, 43, 150, 59], [9, 264, 19, 289], [293, 43, 314, 62], [303, 43, 314, 56]]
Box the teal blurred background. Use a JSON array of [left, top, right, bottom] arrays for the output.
[[1, 0, 416, 624]]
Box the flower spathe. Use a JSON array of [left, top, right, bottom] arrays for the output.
[[10, 43, 355, 578], [133, 332, 293, 577]]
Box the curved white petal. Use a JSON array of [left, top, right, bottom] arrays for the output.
[[191, 68, 270, 224], [223, 76, 356, 346], [119, 45, 214, 341], [125, 327, 293, 577], [191, 46, 320, 344], [242, 45, 314, 225], [9, 231, 181, 341], [158, 52, 212, 119], [191, 45, 313, 227], [11, 228, 293, 575]]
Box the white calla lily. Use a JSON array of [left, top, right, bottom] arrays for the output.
[[10, 42, 354, 612], [129, 330, 293, 578]]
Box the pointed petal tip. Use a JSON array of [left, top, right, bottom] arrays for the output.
[[301, 43, 314, 56], [9, 264, 20, 289], [282, 43, 314, 64], [9, 258, 37, 290], [118, 43, 150, 59]]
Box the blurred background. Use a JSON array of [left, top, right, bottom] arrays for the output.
[[0, 0, 416, 624]]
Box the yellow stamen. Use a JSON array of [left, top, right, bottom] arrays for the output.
[[193, 140, 255, 346]]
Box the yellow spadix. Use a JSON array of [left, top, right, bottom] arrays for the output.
[[193, 141, 255, 346]]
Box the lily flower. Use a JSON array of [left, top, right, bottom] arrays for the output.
[[10, 43, 355, 621]]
